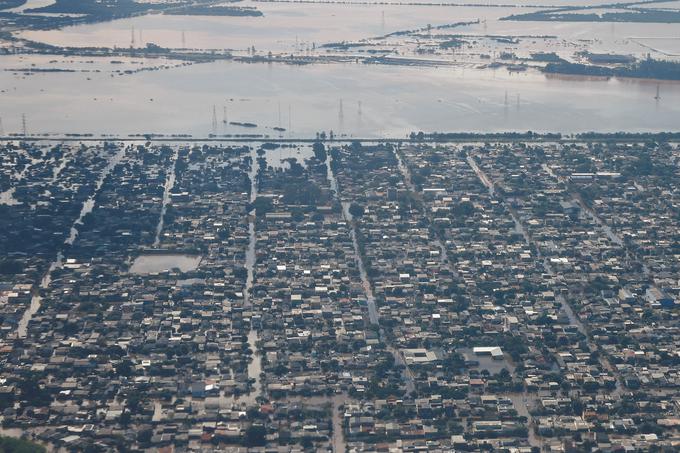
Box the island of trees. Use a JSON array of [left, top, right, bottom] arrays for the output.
[[543, 57, 680, 81]]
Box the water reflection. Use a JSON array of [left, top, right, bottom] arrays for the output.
[[1, 60, 678, 137]]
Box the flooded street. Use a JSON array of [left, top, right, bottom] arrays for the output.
[[245, 328, 262, 404], [243, 147, 261, 403], [153, 147, 178, 247], [1, 0, 678, 449]]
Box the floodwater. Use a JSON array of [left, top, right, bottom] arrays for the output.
[[2, 0, 679, 139], [0, 187, 20, 205], [5, 0, 56, 13], [19, 2, 531, 52], [1, 58, 679, 137], [129, 253, 202, 274]]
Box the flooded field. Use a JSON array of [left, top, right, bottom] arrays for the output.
[[1, 57, 678, 137], [19, 2, 530, 51], [0, 0, 677, 138], [129, 253, 202, 274]]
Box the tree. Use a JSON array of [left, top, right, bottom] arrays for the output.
[[137, 429, 153, 444], [250, 197, 273, 215], [0, 436, 45, 453], [0, 260, 23, 275], [17, 374, 51, 407], [244, 424, 267, 447], [453, 201, 474, 218], [313, 142, 327, 161], [348, 203, 365, 218]]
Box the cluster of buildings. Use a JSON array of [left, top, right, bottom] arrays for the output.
[[0, 141, 119, 336], [1, 139, 680, 451]]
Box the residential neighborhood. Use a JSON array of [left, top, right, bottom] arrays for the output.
[[1, 138, 680, 451]]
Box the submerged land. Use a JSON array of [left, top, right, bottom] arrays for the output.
[[0, 0, 678, 140], [1, 137, 680, 451], [1, 0, 680, 82], [1, 1, 680, 452]]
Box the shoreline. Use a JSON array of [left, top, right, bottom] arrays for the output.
[[2, 134, 679, 144]]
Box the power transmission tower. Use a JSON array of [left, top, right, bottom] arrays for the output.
[[278, 101, 282, 128], [212, 105, 218, 131], [131, 26, 135, 48], [288, 104, 292, 133], [0, 117, 4, 136], [21, 113, 27, 136]]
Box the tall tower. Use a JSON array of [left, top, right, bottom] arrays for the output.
[[288, 104, 292, 134], [338, 99, 344, 134]]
